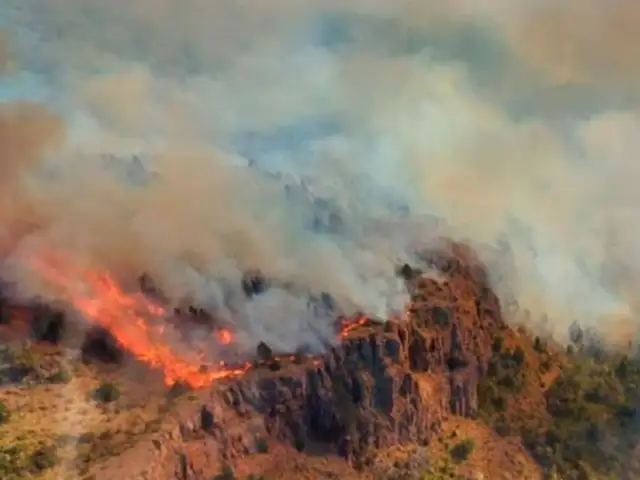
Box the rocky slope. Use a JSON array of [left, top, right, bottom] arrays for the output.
[[73, 241, 541, 480], [1, 241, 634, 478]]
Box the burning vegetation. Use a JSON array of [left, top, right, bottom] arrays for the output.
[[0, 242, 639, 480], [3, 250, 386, 390]]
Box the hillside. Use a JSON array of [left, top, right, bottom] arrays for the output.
[[0, 241, 637, 480]]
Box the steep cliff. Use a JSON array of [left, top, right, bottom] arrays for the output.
[[76, 242, 542, 480]]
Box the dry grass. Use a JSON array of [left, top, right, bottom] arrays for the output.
[[0, 341, 176, 479], [231, 443, 369, 480], [367, 417, 540, 479], [0, 300, 561, 480], [430, 419, 541, 480]]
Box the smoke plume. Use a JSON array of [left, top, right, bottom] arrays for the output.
[[0, 0, 639, 348], [0, 32, 11, 74]]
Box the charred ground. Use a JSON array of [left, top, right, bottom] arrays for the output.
[[0, 241, 637, 479]]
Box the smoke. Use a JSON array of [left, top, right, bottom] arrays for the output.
[[0, 32, 10, 73], [0, 0, 639, 348]]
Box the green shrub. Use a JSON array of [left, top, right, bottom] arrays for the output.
[[218, 463, 236, 480], [491, 393, 507, 412], [0, 401, 10, 424], [449, 438, 475, 463], [30, 445, 59, 471], [533, 336, 546, 354], [0, 442, 59, 477], [166, 381, 190, 400], [535, 347, 640, 479], [494, 420, 511, 437], [491, 335, 504, 353], [254, 438, 269, 454], [294, 437, 305, 452], [512, 346, 526, 366], [92, 382, 121, 403], [48, 368, 72, 384]]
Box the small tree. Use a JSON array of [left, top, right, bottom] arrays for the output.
[[491, 335, 504, 353], [512, 346, 526, 366], [0, 401, 10, 424], [31, 444, 59, 471], [92, 382, 121, 403], [450, 438, 475, 463], [219, 463, 236, 480]]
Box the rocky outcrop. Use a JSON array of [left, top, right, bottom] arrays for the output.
[[91, 243, 507, 479]]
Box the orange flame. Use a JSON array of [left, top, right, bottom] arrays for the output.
[[217, 328, 233, 345], [25, 254, 249, 388], [20, 253, 375, 389], [337, 314, 369, 339]]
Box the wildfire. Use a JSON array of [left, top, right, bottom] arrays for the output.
[[216, 328, 233, 345], [337, 314, 369, 339], [25, 254, 250, 387], [22, 253, 372, 389]]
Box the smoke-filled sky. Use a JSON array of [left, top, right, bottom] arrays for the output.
[[0, 0, 639, 347]]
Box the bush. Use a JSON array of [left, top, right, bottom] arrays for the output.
[[533, 336, 546, 354], [0, 401, 9, 424], [166, 381, 190, 400], [396, 263, 415, 280], [450, 438, 475, 463], [12, 346, 38, 371], [0, 443, 31, 477], [254, 438, 269, 454], [294, 436, 306, 452], [30, 308, 65, 344], [497, 373, 521, 390], [512, 346, 526, 366], [30, 445, 59, 471], [432, 307, 451, 328], [491, 335, 504, 353], [538, 347, 640, 479], [47, 368, 72, 384], [0, 305, 9, 325], [494, 420, 511, 437], [0, 442, 59, 477], [615, 356, 629, 379], [92, 382, 121, 403], [491, 394, 507, 412], [217, 463, 236, 480]]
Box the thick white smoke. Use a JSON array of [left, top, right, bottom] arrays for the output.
[[0, 0, 639, 348]]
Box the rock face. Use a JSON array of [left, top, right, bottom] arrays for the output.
[[92, 243, 507, 480]]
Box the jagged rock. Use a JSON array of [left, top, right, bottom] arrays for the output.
[[86, 242, 509, 479]]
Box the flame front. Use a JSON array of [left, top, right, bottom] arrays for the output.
[[337, 314, 369, 339], [21, 253, 373, 389], [26, 254, 249, 387]]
